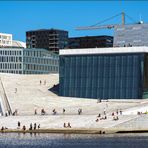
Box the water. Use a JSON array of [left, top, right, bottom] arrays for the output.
[[0, 133, 148, 148]]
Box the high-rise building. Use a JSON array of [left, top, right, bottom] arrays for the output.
[[26, 29, 68, 53], [69, 36, 113, 49], [114, 23, 148, 47]]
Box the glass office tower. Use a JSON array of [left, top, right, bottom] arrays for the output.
[[59, 47, 148, 99]]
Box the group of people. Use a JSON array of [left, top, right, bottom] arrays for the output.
[[95, 108, 123, 122], [1, 126, 8, 131], [137, 111, 143, 115], [33, 108, 83, 116], [4, 109, 18, 117], [5, 108, 84, 117], [17, 121, 40, 131], [112, 109, 122, 121], [63, 122, 71, 128], [96, 113, 107, 122], [4, 110, 11, 117], [29, 123, 40, 130], [39, 80, 46, 85]]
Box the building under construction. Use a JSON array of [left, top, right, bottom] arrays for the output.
[[26, 29, 68, 53]]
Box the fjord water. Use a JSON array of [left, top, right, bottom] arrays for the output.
[[0, 133, 148, 148]]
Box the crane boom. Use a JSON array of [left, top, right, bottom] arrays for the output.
[[76, 12, 126, 31], [76, 24, 117, 31]]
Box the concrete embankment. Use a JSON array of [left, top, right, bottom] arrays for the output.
[[1, 128, 148, 134], [0, 128, 107, 134]]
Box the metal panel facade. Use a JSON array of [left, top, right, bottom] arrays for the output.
[[114, 24, 148, 47], [59, 53, 144, 99]]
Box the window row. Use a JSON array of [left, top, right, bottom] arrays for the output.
[[24, 64, 58, 72], [0, 50, 22, 56], [0, 56, 22, 62], [0, 63, 22, 69]]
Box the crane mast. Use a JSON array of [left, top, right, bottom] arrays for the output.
[[122, 12, 125, 25]]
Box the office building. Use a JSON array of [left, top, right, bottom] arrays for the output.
[[0, 48, 58, 74], [26, 29, 68, 53], [114, 23, 148, 47], [59, 47, 148, 99], [69, 35, 113, 49]]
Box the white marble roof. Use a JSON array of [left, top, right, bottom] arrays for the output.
[[60, 46, 148, 55]]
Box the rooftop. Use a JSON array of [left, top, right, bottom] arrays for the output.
[[26, 28, 68, 33], [12, 40, 26, 48], [0, 33, 12, 36], [69, 35, 113, 39], [60, 46, 148, 55]]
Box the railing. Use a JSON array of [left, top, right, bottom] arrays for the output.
[[0, 78, 12, 115]]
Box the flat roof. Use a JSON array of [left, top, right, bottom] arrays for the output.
[[26, 28, 68, 33], [69, 35, 113, 39], [0, 33, 12, 36], [60, 46, 148, 55]]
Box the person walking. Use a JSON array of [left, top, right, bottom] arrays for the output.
[[38, 124, 40, 129], [29, 123, 32, 130], [34, 109, 37, 115], [34, 123, 37, 130], [15, 88, 17, 93], [63, 108, 66, 114], [17, 121, 21, 129]]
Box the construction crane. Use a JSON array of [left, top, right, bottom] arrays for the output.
[[76, 12, 135, 31]]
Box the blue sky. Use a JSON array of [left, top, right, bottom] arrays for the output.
[[0, 1, 148, 41]]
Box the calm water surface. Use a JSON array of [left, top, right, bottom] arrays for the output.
[[0, 133, 148, 148]]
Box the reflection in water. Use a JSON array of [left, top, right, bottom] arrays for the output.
[[0, 133, 148, 148]]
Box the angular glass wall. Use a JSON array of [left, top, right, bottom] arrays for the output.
[[60, 53, 144, 99], [143, 54, 148, 98]]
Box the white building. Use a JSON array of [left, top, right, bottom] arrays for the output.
[[0, 33, 12, 47], [0, 32, 26, 48]]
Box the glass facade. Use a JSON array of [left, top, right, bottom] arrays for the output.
[[114, 24, 148, 47], [69, 36, 113, 49], [23, 48, 59, 74], [0, 48, 23, 74], [60, 53, 145, 99], [0, 48, 59, 74]]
